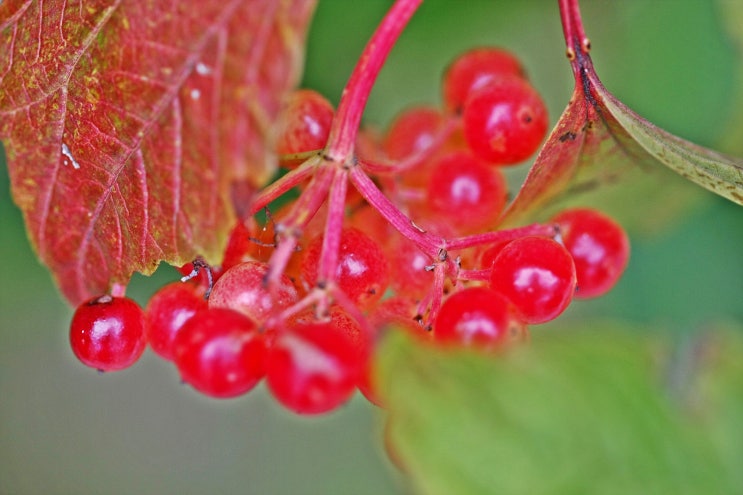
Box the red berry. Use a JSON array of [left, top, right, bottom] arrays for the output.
[[208, 261, 299, 324], [276, 89, 335, 168], [301, 228, 389, 310], [174, 308, 265, 399], [434, 287, 526, 350], [463, 77, 548, 165], [384, 235, 432, 299], [221, 220, 256, 272], [145, 282, 207, 361], [69, 295, 146, 371], [552, 208, 630, 298], [383, 106, 445, 160], [424, 151, 508, 233], [266, 320, 366, 414], [443, 47, 526, 113], [489, 236, 576, 324]]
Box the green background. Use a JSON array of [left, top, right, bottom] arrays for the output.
[[1, 1, 741, 494]]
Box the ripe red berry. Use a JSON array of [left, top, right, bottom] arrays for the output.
[[383, 105, 445, 160], [266, 319, 366, 415], [552, 208, 630, 298], [424, 151, 508, 233], [462, 77, 548, 165], [69, 295, 147, 371], [276, 89, 335, 168], [434, 286, 527, 350], [384, 235, 432, 299], [443, 47, 526, 113], [145, 282, 207, 361], [208, 261, 299, 324], [221, 220, 256, 272], [174, 308, 265, 399], [489, 236, 576, 324], [301, 228, 389, 310]]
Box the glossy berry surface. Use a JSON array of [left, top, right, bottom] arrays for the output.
[[489, 236, 576, 324], [145, 282, 207, 361], [69, 295, 147, 371], [553, 208, 630, 298], [434, 286, 526, 349], [266, 320, 366, 415], [301, 228, 389, 309], [462, 77, 548, 165], [385, 235, 432, 299], [174, 308, 265, 399], [276, 89, 335, 168], [209, 261, 299, 324], [383, 105, 445, 160], [425, 151, 507, 233], [443, 47, 526, 113]]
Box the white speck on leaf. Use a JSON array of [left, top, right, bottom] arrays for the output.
[[61, 143, 80, 169], [196, 62, 211, 75]]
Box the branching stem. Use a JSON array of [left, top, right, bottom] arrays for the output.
[[325, 0, 423, 161], [558, 0, 590, 59]]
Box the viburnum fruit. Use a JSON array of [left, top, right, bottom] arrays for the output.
[[301, 227, 389, 310], [173, 308, 265, 399], [275, 89, 335, 168], [424, 151, 508, 233], [383, 105, 445, 161], [434, 286, 527, 350], [145, 282, 207, 361], [489, 236, 577, 324], [266, 318, 368, 415], [462, 76, 548, 165], [552, 208, 630, 298], [69, 295, 147, 371], [208, 261, 299, 324], [443, 46, 526, 113]]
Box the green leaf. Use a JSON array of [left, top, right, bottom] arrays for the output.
[[377, 324, 742, 495], [597, 80, 743, 206], [501, 28, 743, 229]]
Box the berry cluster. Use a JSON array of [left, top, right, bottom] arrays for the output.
[[69, 27, 630, 414]]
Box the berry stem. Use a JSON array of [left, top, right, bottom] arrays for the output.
[[349, 166, 442, 258], [457, 269, 491, 282], [558, 0, 590, 59], [325, 0, 423, 161], [359, 115, 459, 175], [317, 168, 349, 284], [266, 167, 334, 287], [110, 282, 127, 298], [250, 154, 321, 215], [444, 223, 557, 251]]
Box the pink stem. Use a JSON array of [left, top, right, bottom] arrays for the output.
[[349, 166, 442, 257], [445, 223, 557, 251], [457, 269, 491, 282], [426, 263, 447, 327], [265, 167, 333, 286], [317, 168, 349, 284], [558, 0, 590, 58], [359, 115, 459, 175], [250, 154, 321, 215], [325, 0, 423, 161]]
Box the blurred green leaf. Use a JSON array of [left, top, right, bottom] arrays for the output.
[[378, 324, 743, 495]]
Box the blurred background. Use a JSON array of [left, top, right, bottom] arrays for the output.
[[1, 1, 741, 494]]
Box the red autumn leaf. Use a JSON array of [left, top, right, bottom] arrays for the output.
[[501, 7, 743, 227], [0, 0, 316, 305]]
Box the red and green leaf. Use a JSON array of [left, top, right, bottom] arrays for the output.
[[501, 2, 743, 226], [0, 0, 315, 305]]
